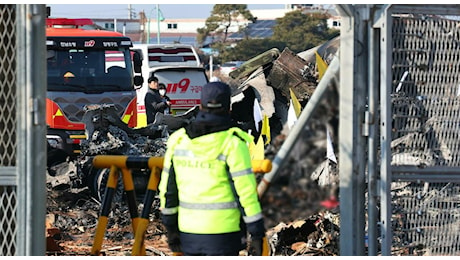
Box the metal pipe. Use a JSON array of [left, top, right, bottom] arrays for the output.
[[91, 165, 119, 255], [257, 55, 340, 198], [210, 55, 214, 78], [16, 4, 47, 255], [379, 5, 394, 256], [147, 14, 150, 44], [156, 4, 160, 44], [92, 155, 271, 173], [367, 11, 378, 255]]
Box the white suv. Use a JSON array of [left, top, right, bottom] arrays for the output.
[[219, 61, 245, 76]]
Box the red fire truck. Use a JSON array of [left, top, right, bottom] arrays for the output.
[[46, 17, 142, 165]]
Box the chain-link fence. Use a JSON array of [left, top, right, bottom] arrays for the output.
[[388, 11, 460, 256], [0, 4, 18, 256], [338, 4, 460, 256]]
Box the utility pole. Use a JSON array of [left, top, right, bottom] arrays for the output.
[[156, 4, 161, 44], [147, 13, 150, 44], [128, 4, 134, 19]]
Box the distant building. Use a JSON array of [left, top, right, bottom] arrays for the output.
[[91, 18, 142, 42], [91, 17, 205, 45], [90, 5, 341, 46]]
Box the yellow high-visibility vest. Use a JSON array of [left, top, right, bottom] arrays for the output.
[[159, 127, 263, 234]]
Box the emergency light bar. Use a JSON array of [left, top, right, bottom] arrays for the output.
[[46, 18, 94, 28]]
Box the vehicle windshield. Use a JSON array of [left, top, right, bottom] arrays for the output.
[[222, 63, 237, 67], [222, 61, 244, 67], [47, 48, 134, 92]]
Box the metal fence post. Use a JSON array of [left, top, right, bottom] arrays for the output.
[[15, 4, 47, 256]]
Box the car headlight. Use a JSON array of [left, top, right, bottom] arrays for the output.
[[47, 135, 64, 150]]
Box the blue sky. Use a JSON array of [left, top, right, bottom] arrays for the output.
[[47, 4, 286, 19]]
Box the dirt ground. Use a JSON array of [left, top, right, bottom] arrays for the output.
[[46, 152, 340, 256], [44, 86, 341, 256]]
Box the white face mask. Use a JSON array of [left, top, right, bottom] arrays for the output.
[[159, 89, 166, 96]]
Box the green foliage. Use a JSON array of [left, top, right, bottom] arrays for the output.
[[272, 10, 339, 53], [196, 27, 209, 46], [196, 4, 254, 46], [197, 5, 340, 63]]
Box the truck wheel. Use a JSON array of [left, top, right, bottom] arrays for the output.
[[92, 168, 124, 203]]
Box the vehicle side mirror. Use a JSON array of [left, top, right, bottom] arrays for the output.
[[132, 51, 142, 73], [134, 75, 143, 89]]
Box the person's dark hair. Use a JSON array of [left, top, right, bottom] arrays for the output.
[[148, 76, 158, 83], [158, 83, 166, 89]]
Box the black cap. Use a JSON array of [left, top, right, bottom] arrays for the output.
[[200, 82, 231, 110]]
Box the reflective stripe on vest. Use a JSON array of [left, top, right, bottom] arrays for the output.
[[243, 212, 263, 223], [174, 149, 227, 162], [180, 201, 238, 210], [160, 128, 262, 234], [174, 149, 194, 157], [231, 168, 252, 178], [162, 206, 178, 215]]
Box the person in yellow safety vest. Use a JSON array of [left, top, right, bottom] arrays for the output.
[[158, 81, 266, 256]]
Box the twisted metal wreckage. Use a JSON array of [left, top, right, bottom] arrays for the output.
[[46, 38, 343, 255]]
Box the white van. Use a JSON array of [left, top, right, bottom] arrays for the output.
[[131, 44, 207, 127], [132, 43, 201, 69]]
